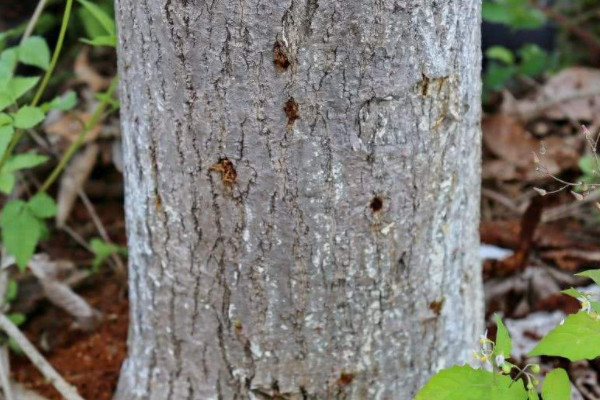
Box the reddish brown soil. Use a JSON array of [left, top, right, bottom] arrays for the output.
[[10, 273, 128, 400]]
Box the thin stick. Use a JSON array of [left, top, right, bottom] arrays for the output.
[[0, 347, 13, 400], [0, 314, 85, 400], [20, 0, 50, 44], [77, 189, 126, 276]]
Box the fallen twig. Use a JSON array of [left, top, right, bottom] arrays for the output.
[[0, 348, 13, 400], [0, 314, 85, 400]]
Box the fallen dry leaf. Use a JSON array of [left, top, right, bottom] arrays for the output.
[[510, 67, 600, 122], [483, 114, 582, 181], [56, 144, 99, 227], [44, 112, 102, 143], [29, 254, 102, 331], [74, 47, 111, 92]]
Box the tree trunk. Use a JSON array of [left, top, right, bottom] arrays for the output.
[[114, 0, 483, 399]]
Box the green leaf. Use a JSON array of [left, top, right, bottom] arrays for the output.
[[495, 314, 512, 358], [542, 368, 571, 400], [0, 172, 14, 194], [90, 237, 127, 271], [576, 269, 600, 287], [484, 64, 516, 91], [0, 93, 11, 112], [12, 106, 45, 129], [43, 91, 77, 112], [81, 35, 116, 48], [510, 7, 546, 29], [0, 113, 12, 126], [414, 365, 527, 400], [4, 280, 17, 303], [7, 312, 25, 326], [77, 0, 116, 36], [561, 288, 586, 300], [0, 124, 14, 164], [7, 338, 22, 354], [27, 193, 57, 218], [1, 200, 40, 269], [3, 152, 48, 173], [528, 389, 539, 400], [579, 155, 596, 176], [529, 312, 600, 361], [0, 48, 17, 87], [486, 46, 515, 65], [518, 44, 548, 77], [482, 3, 512, 24], [7, 76, 40, 102], [18, 37, 50, 70]]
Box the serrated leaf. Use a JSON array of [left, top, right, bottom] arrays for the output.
[[414, 365, 527, 400], [18, 37, 50, 70], [1, 200, 40, 269], [28, 193, 57, 218], [542, 368, 571, 400], [0, 172, 15, 194], [77, 0, 115, 36], [3, 152, 48, 173], [13, 106, 45, 129], [529, 312, 600, 361], [494, 314, 512, 358]]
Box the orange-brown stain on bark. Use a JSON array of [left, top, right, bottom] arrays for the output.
[[210, 158, 237, 186]]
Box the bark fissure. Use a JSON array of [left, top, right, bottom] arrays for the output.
[[115, 0, 483, 398]]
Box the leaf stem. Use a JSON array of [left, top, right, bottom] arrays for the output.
[[38, 76, 118, 194], [0, 0, 75, 175], [31, 0, 74, 107]]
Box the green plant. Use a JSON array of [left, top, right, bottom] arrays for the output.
[[483, 0, 547, 29], [90, 237, 127, 272], [484, 44, 555, 92], [77, 0, 116, 48], [0, 0, 119, 272], [414, 268, 600, 400]]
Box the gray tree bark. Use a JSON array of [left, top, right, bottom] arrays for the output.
[[114, 0, 483, 399]]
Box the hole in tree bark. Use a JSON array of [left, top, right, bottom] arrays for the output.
[[273, 41, 290, 72], [429, 300, 444, 316], [336, 372, 355, 386], [370, 196, 383, 212], [284, 97, 299, 126]]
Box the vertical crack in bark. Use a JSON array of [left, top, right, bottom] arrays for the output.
[[116, 0, 482, 398]]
